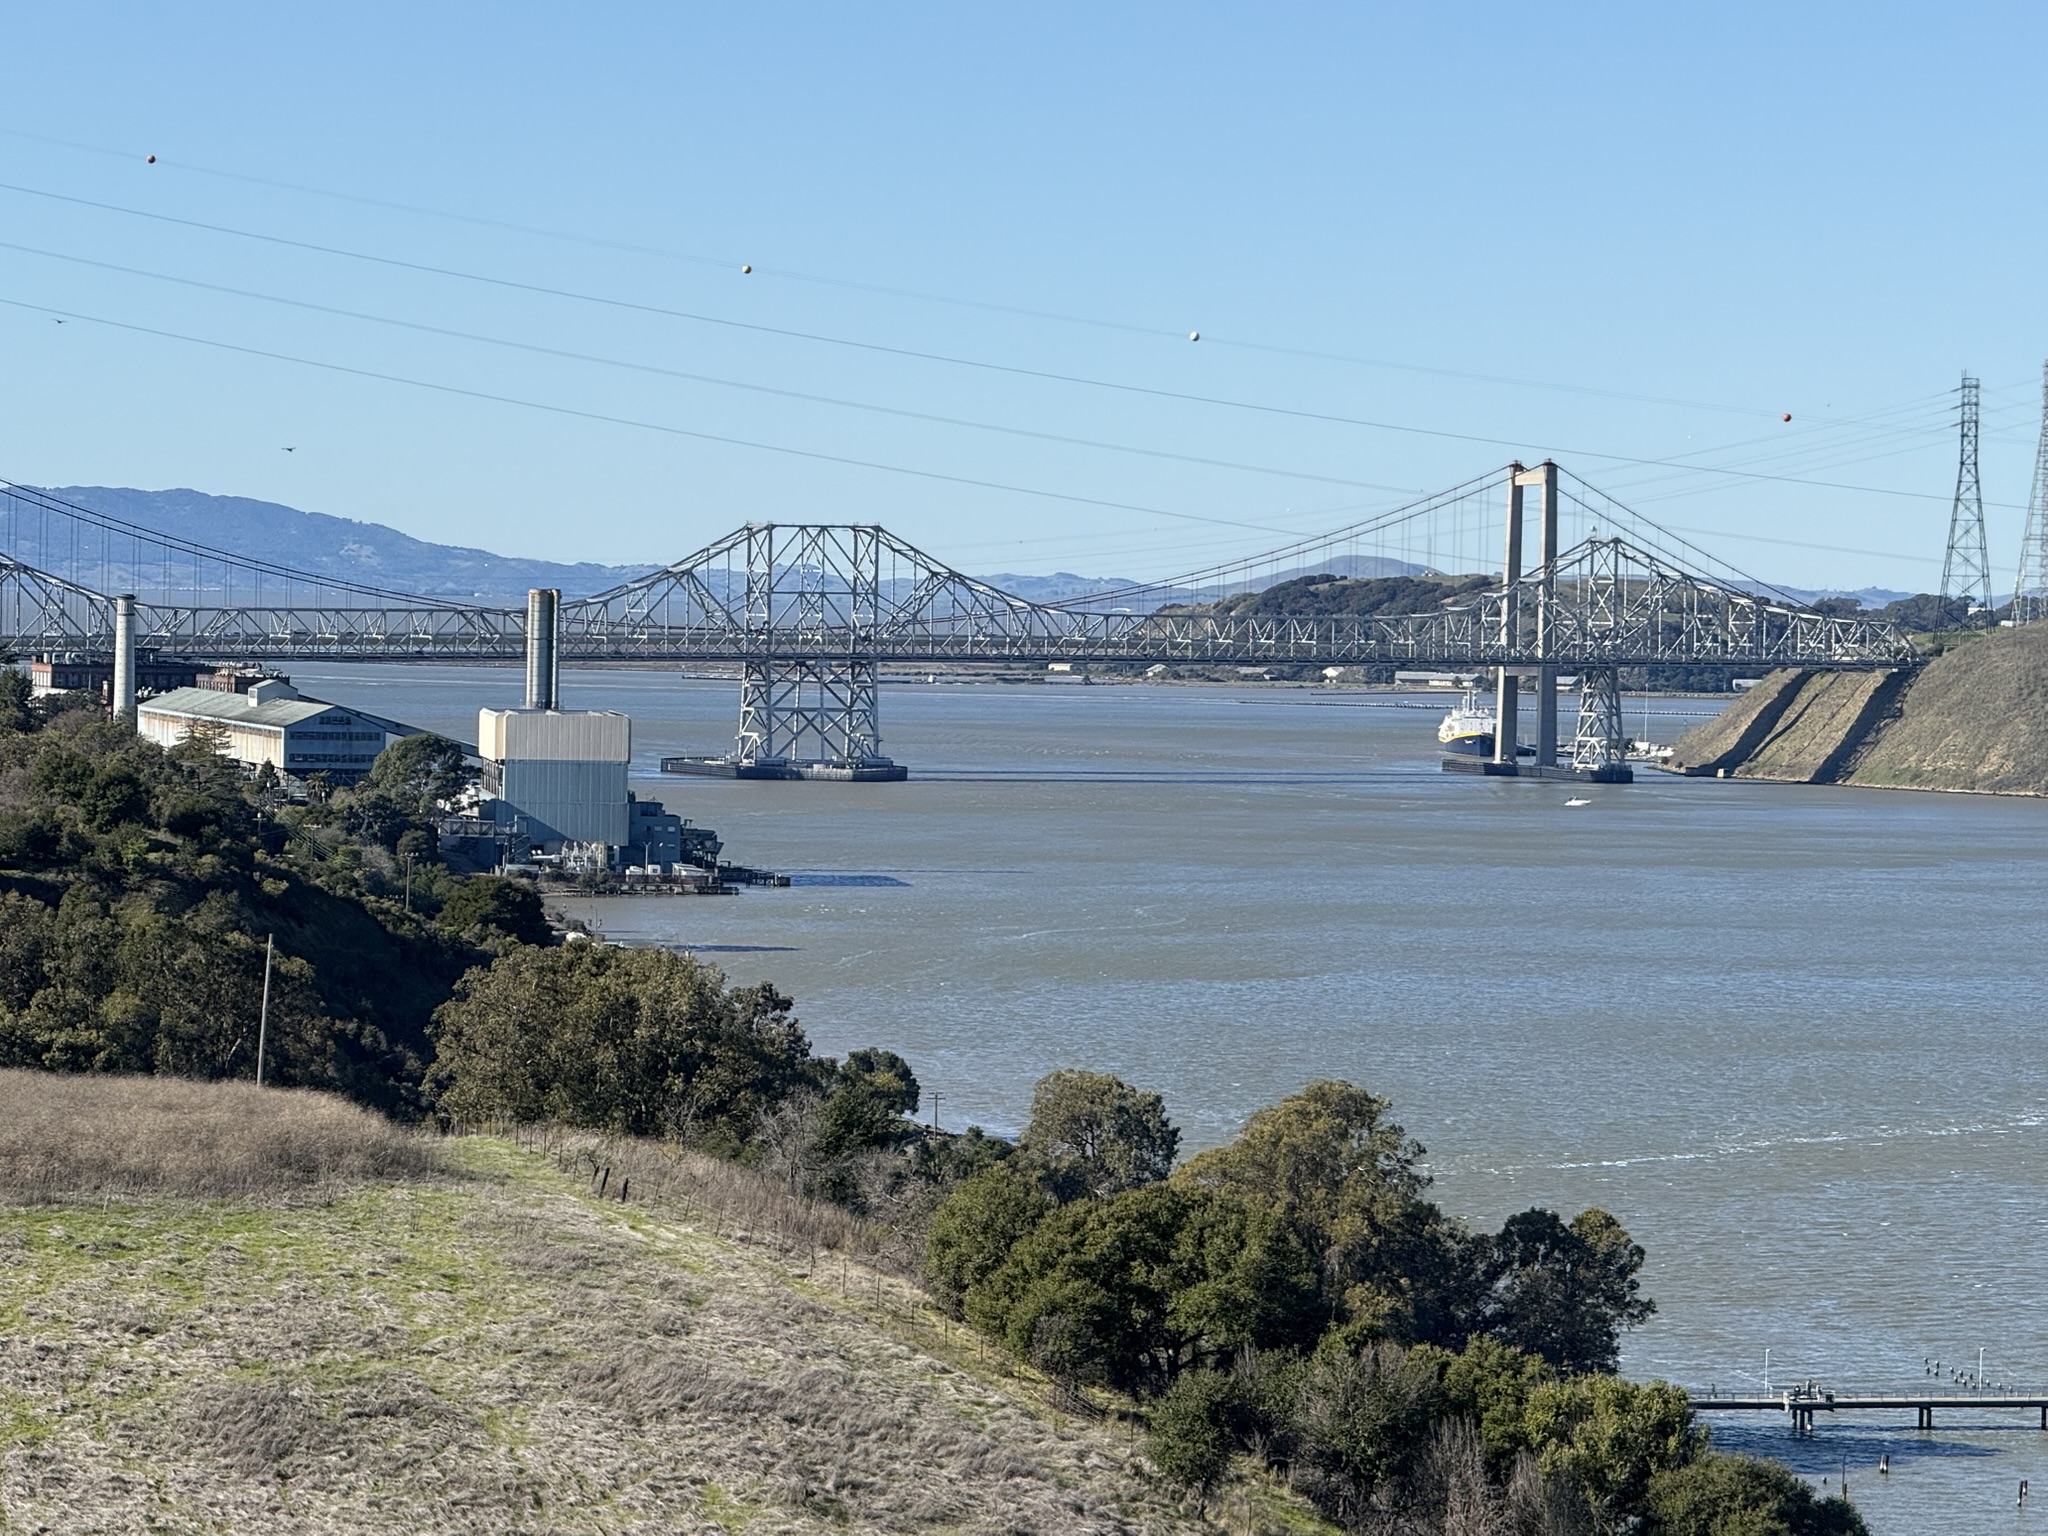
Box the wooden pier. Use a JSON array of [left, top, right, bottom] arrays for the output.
[[1688, 1387, 2048, 1435]]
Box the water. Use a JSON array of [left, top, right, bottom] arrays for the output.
[[299, 664, 2048, 1531]]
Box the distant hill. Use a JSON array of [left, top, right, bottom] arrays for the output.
[[20, 486, 1900, 615], [37, 487, 660, 601]]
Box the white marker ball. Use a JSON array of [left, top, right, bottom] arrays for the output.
[[1189, 331, 1200, 342], [741, 264, 753, 274]]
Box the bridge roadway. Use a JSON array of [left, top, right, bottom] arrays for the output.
[[0, 516, 1919, 772], [1689, 1387, 2048, 1433]]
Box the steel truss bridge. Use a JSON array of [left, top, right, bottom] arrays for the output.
[[0, 462, 1916, 778]]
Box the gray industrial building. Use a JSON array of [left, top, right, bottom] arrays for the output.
[[478, 707, 632, 849]]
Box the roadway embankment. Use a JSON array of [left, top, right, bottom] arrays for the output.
[[1666, 622, 2048, 794]]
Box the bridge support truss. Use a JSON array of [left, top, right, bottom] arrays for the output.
[[730, 524, 899, 776], [1571, 667, 1627, 774], [736, 657, 885, 767]]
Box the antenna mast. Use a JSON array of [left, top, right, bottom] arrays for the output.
[[1941, 372, 1990, 618], [2014, 363, 2048, 625]]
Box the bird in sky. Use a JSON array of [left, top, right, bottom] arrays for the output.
[[282, 446, 296, 453]]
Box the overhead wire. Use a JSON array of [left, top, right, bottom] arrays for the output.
[[0, 237, 1418, 497], [0, 177, 2012, 511], [0, 126, 1823, 419], [0, 295, 1300, 538]]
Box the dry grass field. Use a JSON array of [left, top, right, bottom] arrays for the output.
[[0, 1076, 1322, 1536], [0, 1071, 431, 1202]]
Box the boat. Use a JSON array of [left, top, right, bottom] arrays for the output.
[[1437, 687, 1534, 758]]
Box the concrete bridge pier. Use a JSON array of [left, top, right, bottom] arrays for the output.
[[1493, 470, 1524, 765], [1521, 461, 1560, 765]]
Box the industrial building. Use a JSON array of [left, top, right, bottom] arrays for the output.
[[32, 651, 200, 700], [478, 707, 632, 849], [474, 704, 713, 875], [137, 681, 398, 781]]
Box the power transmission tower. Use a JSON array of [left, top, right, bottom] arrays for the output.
[[2014, 362, 2048, 625], [1941, 372, 1991, 617]]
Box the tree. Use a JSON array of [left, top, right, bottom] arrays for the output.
[[426, 944, 817, 1143], [1434, 1335, 1557, 1475], [437, 875, 551, 946], [368, 733, 474, 809], [924, 1163, 1054, 1315], [965, 1184, 1318, 1390], [1475, 1208, 1655, 1374], [0, 668, 35, 734], [78, 765, 151, 832], [1175, 1080, 1467, 1344], [813, 1046, 921, 1159], [1019, 1068, 1179, 1200], [1647, 1452, 1868, 1536], [1523, 1373, 1700, 1532]]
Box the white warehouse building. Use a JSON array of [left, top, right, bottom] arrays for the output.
[[478, 707, 631, 850], [138, 681, 395, 779]]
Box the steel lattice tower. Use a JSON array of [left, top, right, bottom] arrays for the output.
[[2014, 362, 2048, 625], [1942, 373, 1991, 614]]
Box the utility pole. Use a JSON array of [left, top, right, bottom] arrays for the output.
[[255, 933, 274, 1087], [2015, 362, 2048, 624], [1942, 373, 1991, 618]]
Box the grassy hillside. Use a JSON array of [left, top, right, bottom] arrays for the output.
[[0, 1074, 1297, 1536], [1845, 624, 2048, 794], [1668, 624, 2048, 795]]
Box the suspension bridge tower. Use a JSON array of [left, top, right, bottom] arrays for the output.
[[2014, 362, 2048, 625], [1942, 373, 1991, 617]]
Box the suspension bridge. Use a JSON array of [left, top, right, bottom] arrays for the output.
[[0, 460, 1917, 781]]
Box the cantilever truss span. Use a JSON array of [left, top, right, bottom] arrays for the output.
[[0, 501, 1918, 769]]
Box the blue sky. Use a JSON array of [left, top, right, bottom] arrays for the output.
[[2, 3, 2045, 588]]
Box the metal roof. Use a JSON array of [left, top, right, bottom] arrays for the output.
[[137, 687, 368, 732]]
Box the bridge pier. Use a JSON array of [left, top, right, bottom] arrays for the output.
[[1522, 462, 1561, 766], [1493, 469, 1525, 765]]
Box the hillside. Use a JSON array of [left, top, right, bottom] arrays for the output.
[[39, 487, 658, 601], [0, 1073, 1272, 1536], [1665, 622, 2048, 794]]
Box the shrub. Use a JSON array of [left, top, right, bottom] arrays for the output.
[[1147, 1369, 1235, 1491], [437, 875, 551, 946], [1647, 1451, 1868, 1536]]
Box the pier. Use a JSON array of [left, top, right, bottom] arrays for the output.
[[1688, 1385, 2048, 1435]]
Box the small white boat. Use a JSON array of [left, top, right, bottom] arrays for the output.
[[1564, 796, 1591, 807]]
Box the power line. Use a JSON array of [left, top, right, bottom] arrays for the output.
[[0, 178, 2009, 509], [0, 295, 1298, 537], [0, 238, 1416, 497], [0, 126, 1812, 418]]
